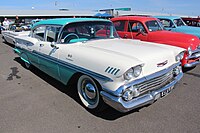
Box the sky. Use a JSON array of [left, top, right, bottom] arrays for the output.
[[0, 0, 199, 16]]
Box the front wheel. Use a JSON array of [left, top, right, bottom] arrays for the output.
[[77, 75, 106, 111]]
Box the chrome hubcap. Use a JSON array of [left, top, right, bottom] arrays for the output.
[[85, 83, 96, 99], [78, 75, 100, 109]]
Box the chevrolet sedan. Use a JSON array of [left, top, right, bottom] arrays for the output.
[[14, 18, 184, 112]]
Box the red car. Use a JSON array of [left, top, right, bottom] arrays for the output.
[[111, 16, 200, 69], [182, 17, 200, 27]]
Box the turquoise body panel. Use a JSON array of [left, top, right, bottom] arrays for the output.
[[59, 65, 76, 85], [38, 56, 60, 81], [14, 47, 76, 85]]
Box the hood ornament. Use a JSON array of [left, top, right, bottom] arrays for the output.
[[157, 60, 168, 67]]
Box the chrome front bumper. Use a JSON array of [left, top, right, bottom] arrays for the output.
[[184, 48, 200, 68], [100, 63, 183, 113]]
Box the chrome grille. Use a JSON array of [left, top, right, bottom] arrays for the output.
[[138, 70, 173, 93]]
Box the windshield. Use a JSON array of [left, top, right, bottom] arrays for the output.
[[60, 21, 119, 43], [173, 19, 186, 27], [145, 20, 163, 32]]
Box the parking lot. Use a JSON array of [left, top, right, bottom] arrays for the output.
[[0, 35, 200, 133]]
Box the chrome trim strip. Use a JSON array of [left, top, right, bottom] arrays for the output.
[[184, 61, 200, 68], [14, 47, 113, 82], [101, 71, 183, 112], [190, 48, 200, 54], [13, 48, 21, 54], [186, 53, 200, 60], [103, 62, 181, 97]]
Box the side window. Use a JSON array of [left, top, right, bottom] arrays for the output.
[[113, 21, 125, 31], [198, 22, 200, 27], [32, 26, 46, 41], [128, 21, 145, 32], [46, 26, 61, 42], [160, 19, 174, 28], [145, 20, 162, 32]]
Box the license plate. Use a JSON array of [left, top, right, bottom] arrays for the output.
[[160, 86, 174, 98]]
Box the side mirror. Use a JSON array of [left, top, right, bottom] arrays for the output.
[[51, 42, 59, 49]]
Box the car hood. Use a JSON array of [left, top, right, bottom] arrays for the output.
[[72, 38, 179, 78], [149, 30, 200, 50], [173, 26, 200, 39]]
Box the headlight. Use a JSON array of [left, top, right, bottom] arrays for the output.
[[122, 86, 140, 101], [124, 68, 134, 80], [134, 65, 142, 77], [173, 65, 182, 76], [124, 65, 142, 80], [176, 51, 185, 61], [187, 46, 192, 56]]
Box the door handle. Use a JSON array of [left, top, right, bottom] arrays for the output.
[[40, 44, 44, 47], [124, 34, 128, 38]]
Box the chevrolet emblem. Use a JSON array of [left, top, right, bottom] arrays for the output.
[[157, 60, 168, 67]]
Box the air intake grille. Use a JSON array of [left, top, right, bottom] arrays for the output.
[[105, 67, 120, 75], [137, 70, 173, 94]]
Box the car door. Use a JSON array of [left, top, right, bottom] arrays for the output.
[[113, 20, 127, 38], [125, 21, 148, 41], [34, 25, 61, 80]]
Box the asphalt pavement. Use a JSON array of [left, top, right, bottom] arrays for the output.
[[0, 35, 200, 133]]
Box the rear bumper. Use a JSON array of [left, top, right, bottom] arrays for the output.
[[101, 63, 183, 113]]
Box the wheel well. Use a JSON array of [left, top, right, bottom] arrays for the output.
[[67, 72, 82, 85], [67, 72, 102, 90]]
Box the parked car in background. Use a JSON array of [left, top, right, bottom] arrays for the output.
[[2, 23, 30, 45], [182, 17, 200, 27], [111, 16, 200, 68], [14, 18, 184, 113], [30, 19, 42, 27], [155, 16, 200, 39]]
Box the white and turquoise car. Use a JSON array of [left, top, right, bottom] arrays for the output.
[[2, 23, 30, 45], [155, 16, 200, 39], [14, 18, 184, 112]]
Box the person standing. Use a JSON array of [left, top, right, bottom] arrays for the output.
[[3, 18, 10, 30], [14, 16, 21, 27]]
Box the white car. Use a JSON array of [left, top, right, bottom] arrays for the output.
[[2, 24, 30, 45], [14, 18, 184, 112]]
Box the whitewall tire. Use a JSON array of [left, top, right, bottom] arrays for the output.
[[77, 75, 103, 110]]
